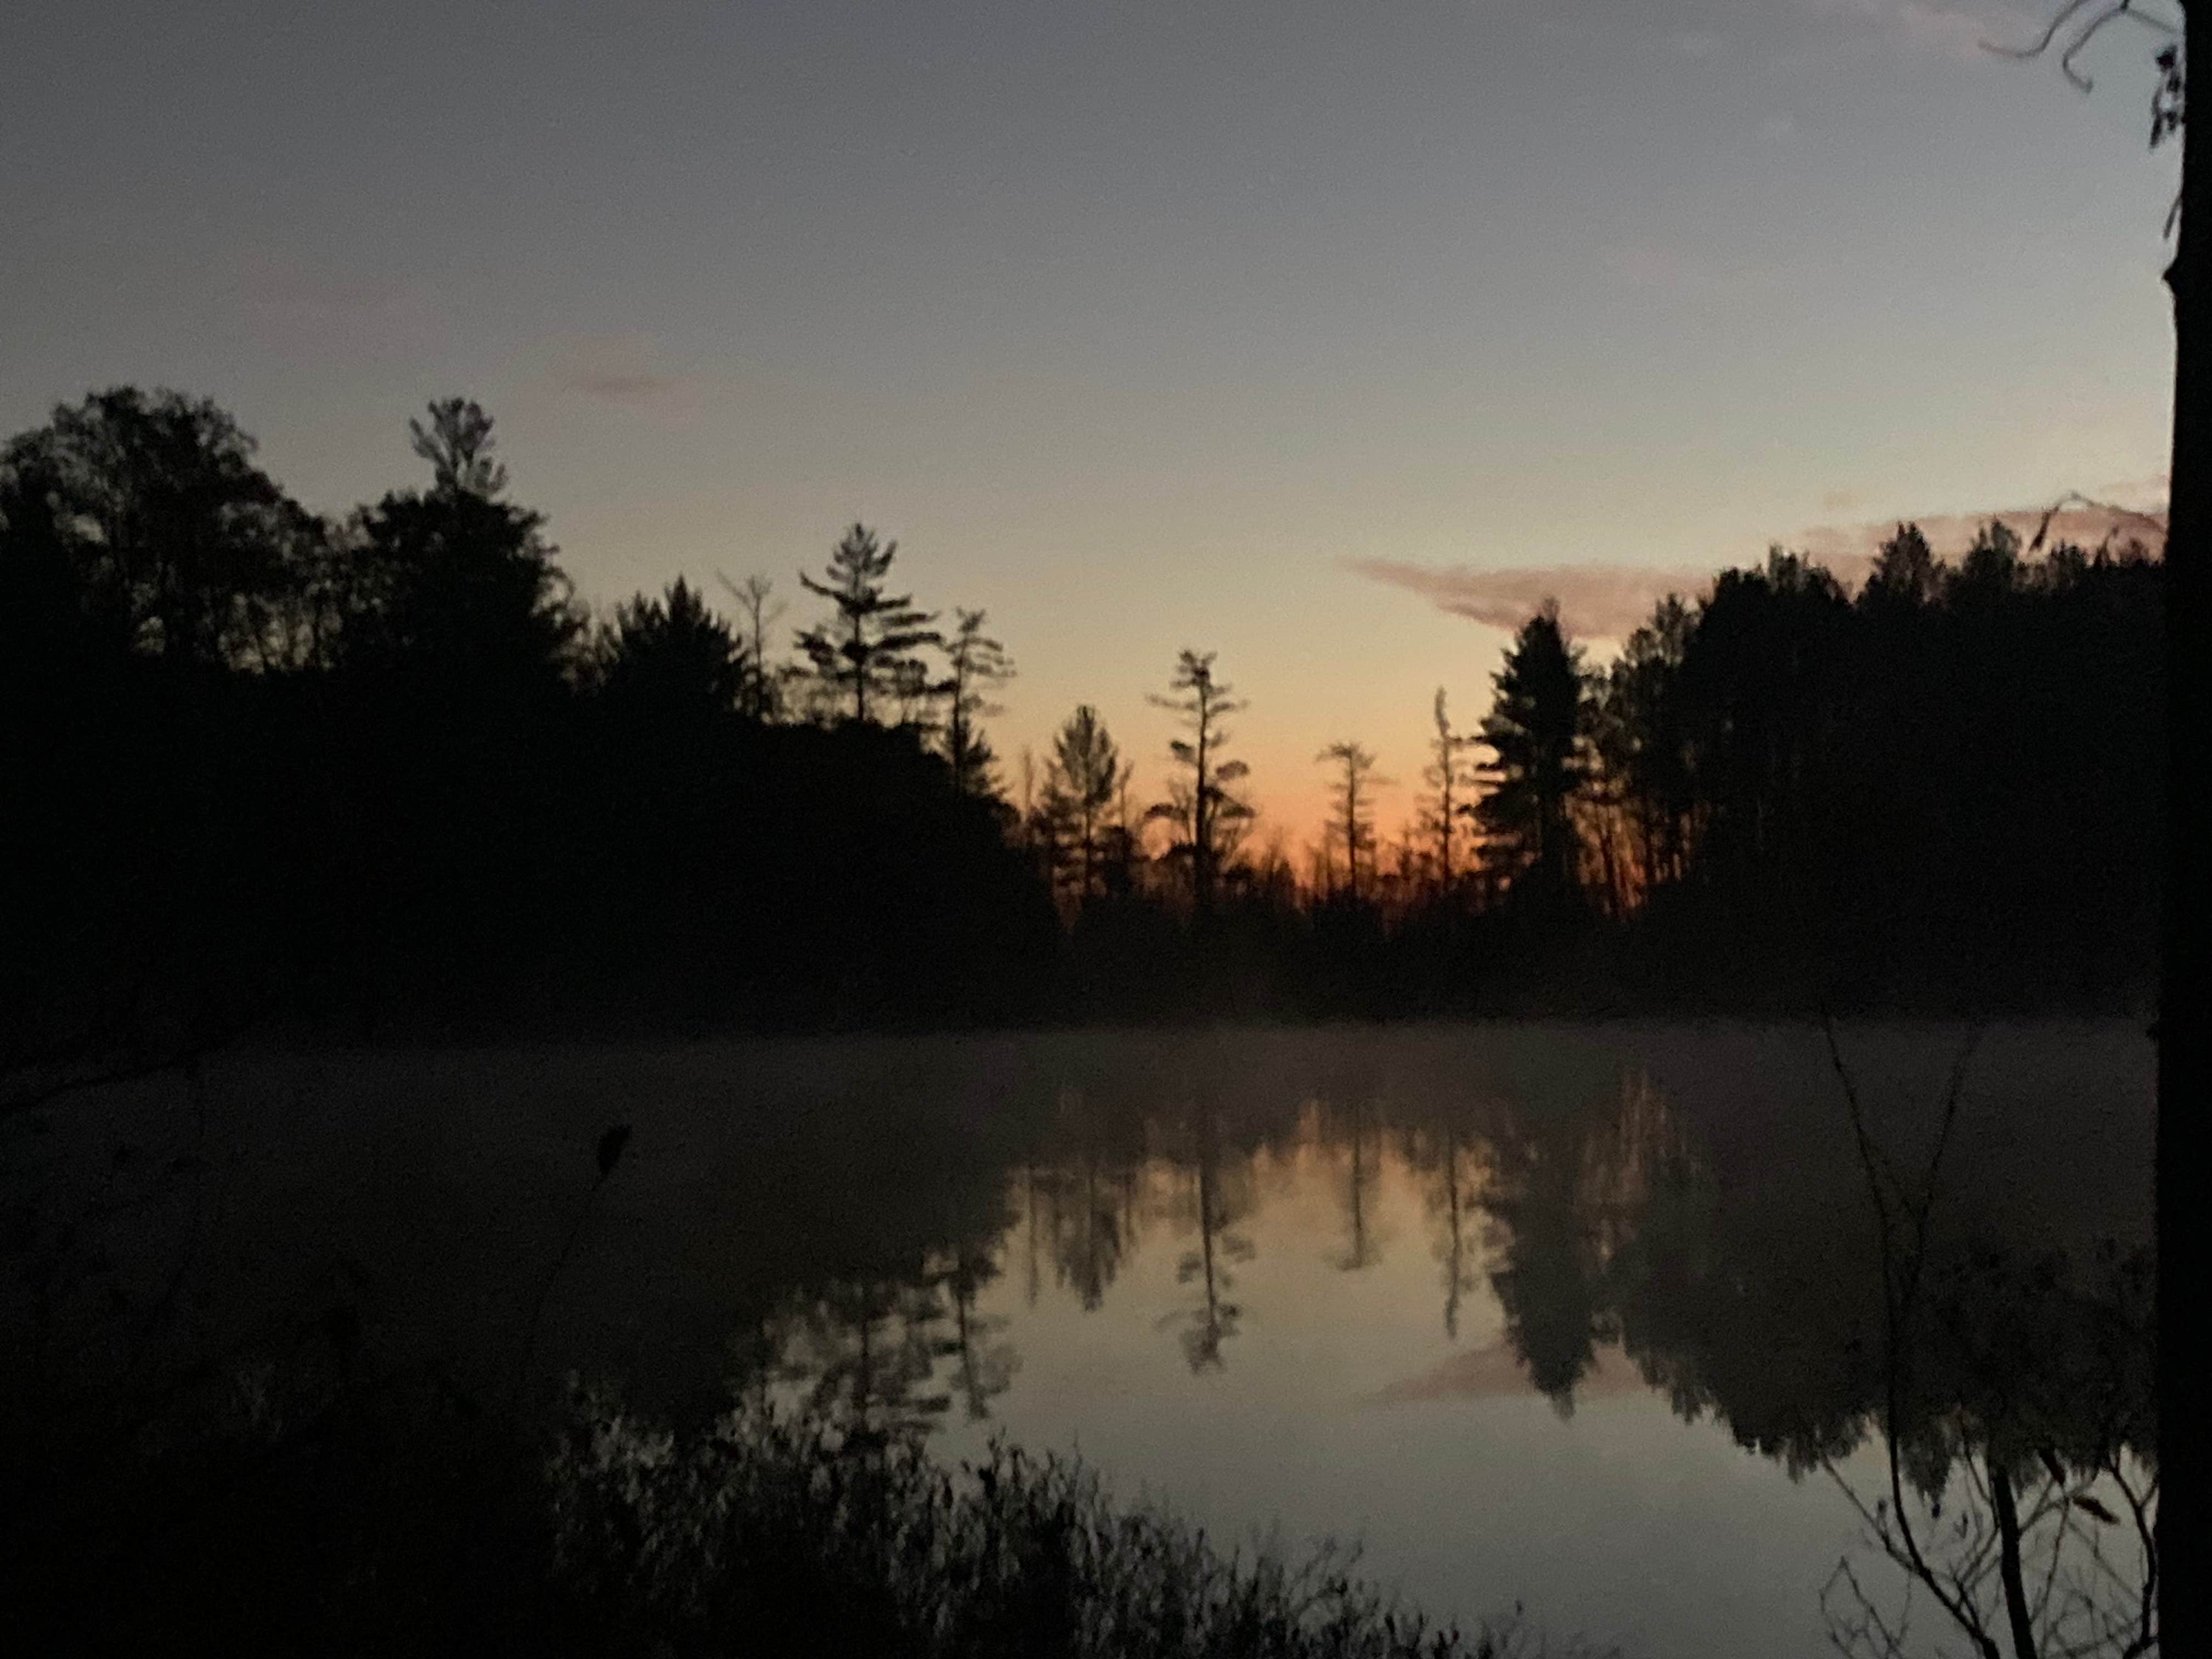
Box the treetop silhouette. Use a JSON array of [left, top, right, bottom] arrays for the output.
[[795, 523, 940, 726], [1147, 649, 1255, 915]]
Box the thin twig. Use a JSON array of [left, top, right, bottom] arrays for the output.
[[1821, 1018, 2004, 1657], [1984, 1, 2183, 94], [508, 1126, 632, 1428]]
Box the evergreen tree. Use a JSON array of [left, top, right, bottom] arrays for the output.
[[347, 399, 582, 690], [936, 608, 1014, 797], [1476, 602, 1592, 900], [1671, 551, 1852, 893], [1951, 518, 2025, 603], [1035, 705, 1131, 906], [1862, 522, 1943, 609], [795, 523, 938, 725], [597, 577, 747, 721], [1592, 595, 1695, 902]]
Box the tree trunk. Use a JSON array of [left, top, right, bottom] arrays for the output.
[[2160, 8, 2206, 1649], [1194, 701, 1214, 915], [1989, 1464, 2039, 1659]]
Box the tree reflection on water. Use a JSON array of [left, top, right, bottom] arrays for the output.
[[710, 1028, 2153, 1656]]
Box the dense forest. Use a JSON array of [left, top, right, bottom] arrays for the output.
[[0, 388, 2162, 1062]]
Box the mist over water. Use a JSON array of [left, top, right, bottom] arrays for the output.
[[15, 1019, 2151, 1658]]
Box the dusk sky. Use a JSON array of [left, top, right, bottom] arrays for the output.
[[2, 0, 2180, 844]]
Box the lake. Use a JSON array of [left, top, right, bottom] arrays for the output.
[[14, 1020, 2156, 1658]]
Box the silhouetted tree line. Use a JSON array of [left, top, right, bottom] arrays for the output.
[[1504, 532, 2163, 1009], [1019, 529, 2159, 1018], [0, 390, 1052, 1057], [1, 388, 2160, 1054]]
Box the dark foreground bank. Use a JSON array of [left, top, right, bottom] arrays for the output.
[[5, 1350, 1588, 1658]]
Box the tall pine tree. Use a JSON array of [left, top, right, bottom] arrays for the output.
[[795, 523, 938, 725], [1476, 602, 1591, 902]]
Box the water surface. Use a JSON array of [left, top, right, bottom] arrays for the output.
[[25, 1022, 2155, 1657]]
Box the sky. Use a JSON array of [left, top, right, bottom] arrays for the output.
[[0, 0, 2182, 845]]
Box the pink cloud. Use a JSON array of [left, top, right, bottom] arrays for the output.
[[1349, 492, 2166, 642], [1346, 558, 1716, 642], [1796, 494, 2166, 568], [222, 253, 441, 349], [550, 334, 698, 411]]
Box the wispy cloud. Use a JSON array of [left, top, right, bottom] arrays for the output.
[[1796, 493, 2165, 567], [223, 253, 440, 346], [550, 334, 698, 411], [1349, 489, 2166, 641], [1347, 558, 1718, 640]]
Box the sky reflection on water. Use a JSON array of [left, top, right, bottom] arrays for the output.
[[690, 1023, 2151, 1658], [52, 1022, 2149, 1658]]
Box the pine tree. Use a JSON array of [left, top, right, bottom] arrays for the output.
[[351, 400, 582, 689], [1592, 594, 1694, 902], [597, 577, 747, 720], [1035, 705, 1131, 905], [1863, 523, 1942, 609], [936, 608, 1014, 797], [794, 523, 939, 725], [1476, 602, 1591, 900]]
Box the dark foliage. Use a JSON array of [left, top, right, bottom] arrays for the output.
[[0, 393, 1056, 1060], [548, 1392, 1569, 1659], [0, 390, 2161, 1060], [1599, 534, 2161, 1009]]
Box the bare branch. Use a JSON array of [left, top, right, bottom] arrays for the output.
[[1986, 0, 2109, 66], [1984, 1, 2184, 95], [2027, 489, 2171, 551]]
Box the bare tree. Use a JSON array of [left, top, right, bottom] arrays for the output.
[[1419, 689, 1479, 897], [1316, 740, 1389, 902], [718, 572, 787, 721], [1818, 1026, 2158, 1659]]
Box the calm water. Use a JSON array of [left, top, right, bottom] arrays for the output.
[[33, 1022, 2156, 1657]]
